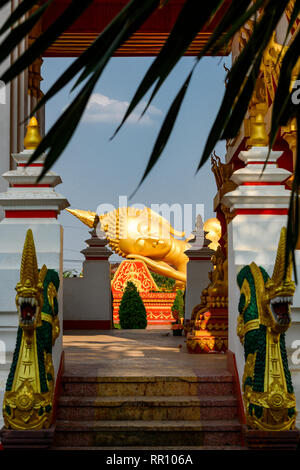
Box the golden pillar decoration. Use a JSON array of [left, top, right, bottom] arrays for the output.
[[203, 218, 221, 251], [23, 116, 42, 150], [27, 4, 44, 136], [282, 56, 300, 170], [186, 242, 228, 353], [247, 100, 269, 147], [186, 151, 231, 353]]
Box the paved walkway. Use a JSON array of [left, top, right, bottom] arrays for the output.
[[63, 329, 229, 378]]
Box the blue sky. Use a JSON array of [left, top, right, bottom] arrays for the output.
[[41, 55, 230, 271]]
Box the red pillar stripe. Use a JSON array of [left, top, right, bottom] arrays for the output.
[[241, 182, 282, 186], [18, 163, 44, 167], [235, 209, 288, 215], [246, 161, 277, 165], [12, 184, 51, 188], [5, 210, 57, 218]]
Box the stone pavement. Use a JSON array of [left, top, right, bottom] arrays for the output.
[[63, 329, 229, 377]]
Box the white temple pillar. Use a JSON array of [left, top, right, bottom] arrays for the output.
[[0, 1, 45, 199], [0, 119, 69, 426], [185, 215, 213, 320], [222, 146, 292, 385], [0, 3, 11, 205], [63, 228, 113, 330]]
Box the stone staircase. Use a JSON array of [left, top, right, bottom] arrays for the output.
[[53, 372, 244, 449]]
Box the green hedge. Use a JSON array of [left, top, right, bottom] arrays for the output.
[[119, 281, 147, 329], [171, 289, 184, 322]]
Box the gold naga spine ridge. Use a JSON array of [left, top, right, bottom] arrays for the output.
[[19, 229, 39, 288]]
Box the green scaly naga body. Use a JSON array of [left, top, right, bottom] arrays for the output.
[[237, 228, 296, 431]]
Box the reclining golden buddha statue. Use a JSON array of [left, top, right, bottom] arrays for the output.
[[67, 206, 191, 286]]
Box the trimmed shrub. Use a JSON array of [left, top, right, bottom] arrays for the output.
[[171, 289, 184, 322], [119, 281, 147, 329]]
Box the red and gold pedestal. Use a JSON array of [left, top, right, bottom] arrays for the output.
[[111, 260, 177, 326], [186, 307, 228, 353]]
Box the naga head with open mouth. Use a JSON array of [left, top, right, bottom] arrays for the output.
[[15, 229, 47, 331], [262, 228, 295, 336]]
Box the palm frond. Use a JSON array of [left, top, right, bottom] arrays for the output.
[[27, 0, 163, 172], [1, 0, 299, 274], [0, 1, 52, 64], [0, 0, 43, 36], [130, 69, 194, 197], [112, 0, 224, 138], [198, 0, 291, 170], [1, 0, 94, 83], [269, 30, 300, 146], [29, 0, 161, 119]]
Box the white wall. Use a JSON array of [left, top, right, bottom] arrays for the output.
[[63, 259, 112, 323], [185, 260, 212, 320], [0, 3, 11, 205]]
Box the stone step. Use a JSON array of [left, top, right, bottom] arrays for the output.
[[61, 374, 234, 397], [54, 419, 242, 447], [57, 395, 238, 421], [52, 445, 246, 450]]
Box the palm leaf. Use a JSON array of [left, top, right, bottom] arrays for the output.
[[0, 0, 44, 36], [1, 0, 94, 84], [0, 1, 52, 64], [284, 0, 300, 41], [198, 0, 291, 170], [286, 114, 300, 282], [71, 0, 161, 90], [29, 68, 101, 181], [130, 69, 194, 197], [196, 0, 258, 58], [112, 0, 224, 138], [27, 1, 164, 174], [269, 29, 300, 147], [1, 0, 299, 273], [30, 0, 161, 121], [0, 0, 11, 8]]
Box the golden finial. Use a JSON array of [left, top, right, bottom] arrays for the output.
[[203, 218, 221, 251], [66, 208, 98, 228], [247, 104, 269, 147], [24, 116, 42, 150]]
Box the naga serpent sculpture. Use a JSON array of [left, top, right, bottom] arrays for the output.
[[237, 227, 297, 431], [3, 229, 60, 430], [67, 207, 191, 285]]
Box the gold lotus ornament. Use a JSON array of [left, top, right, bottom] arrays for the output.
[[4, 380, 50, 429]]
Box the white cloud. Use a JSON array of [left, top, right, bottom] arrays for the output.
[[83, 93, 162, 125]]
